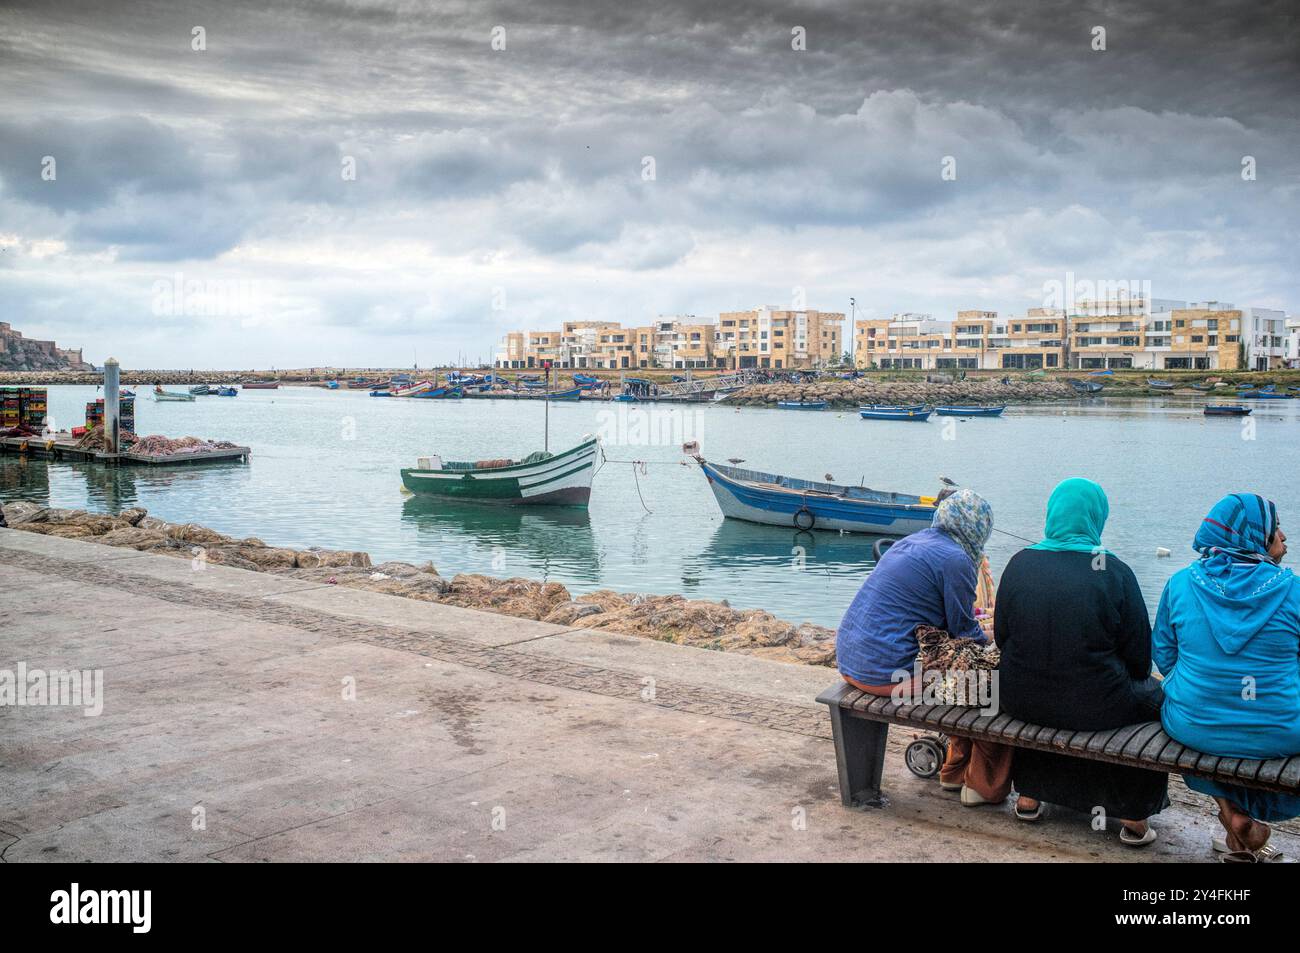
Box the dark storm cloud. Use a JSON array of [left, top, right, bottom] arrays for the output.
[[0, 0, 1295, 366]]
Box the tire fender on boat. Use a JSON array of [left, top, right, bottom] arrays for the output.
[[793, 507, 815, 531]]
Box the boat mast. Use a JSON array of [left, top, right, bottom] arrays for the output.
[[544, 359, 551, 452]]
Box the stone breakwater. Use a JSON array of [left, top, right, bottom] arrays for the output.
[[0, 502, 838, 666], [730, 378, 1075, 407]]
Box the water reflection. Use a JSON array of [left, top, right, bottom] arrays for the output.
[[693, 518, 881, 576], [400, 495, 600, 582]]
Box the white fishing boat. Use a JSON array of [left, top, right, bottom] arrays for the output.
[[400, 436, 599, 505]]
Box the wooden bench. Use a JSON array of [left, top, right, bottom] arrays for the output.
[[817, 681, 1300, 809]]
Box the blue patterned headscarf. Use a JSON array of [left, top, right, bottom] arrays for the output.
[[1187, 493, 1293, 653], [932, 489, 993, 566], [1194, 493, 1278, 563]]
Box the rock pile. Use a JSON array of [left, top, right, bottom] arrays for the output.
[[731, 377, 1074, 407], [0, 503, 838, 667]]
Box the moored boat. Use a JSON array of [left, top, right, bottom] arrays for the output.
[[1204, 405, 1252, 416], [693, 457, 940, 534], [241, 380, 280, 389], [216, 386, 238, 397], [1146, 378, 1175, 390], [1190, 381, 1215, 391], [400, 436, 599, 506], [1245, 390, 1292, 400], [934, 404, 1006, 417], [776, 400, 827, 410], [859, 405, 931, 421], [390, 379, 436, 398], [188, 384, 212, 395], [154, 390, 196, 402], [1070, 379, 1103, 394]]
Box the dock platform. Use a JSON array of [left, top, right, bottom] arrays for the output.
[[0, 432, 250, 466]]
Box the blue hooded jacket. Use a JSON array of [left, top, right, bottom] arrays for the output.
[[1153, 494, 1300, 759]]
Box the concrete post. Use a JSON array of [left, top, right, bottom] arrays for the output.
[[104, 358, 120, 454]]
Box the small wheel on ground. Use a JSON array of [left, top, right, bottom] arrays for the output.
[[904, 737, 945, 779]]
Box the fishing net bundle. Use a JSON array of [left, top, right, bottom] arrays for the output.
[[915, 624, 1000, 706]]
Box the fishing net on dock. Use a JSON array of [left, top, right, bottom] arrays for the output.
[[130, 434, 241, 455], [74, 427, 137, 449]]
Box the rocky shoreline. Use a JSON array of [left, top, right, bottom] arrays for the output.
[[729, 378, 1076, 406], [0, 502, 837, 666]]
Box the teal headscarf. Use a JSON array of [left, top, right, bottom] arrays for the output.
[[1029, 478, 1110, 554]]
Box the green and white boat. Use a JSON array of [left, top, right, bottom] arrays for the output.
[[400, 436, 599, 506]]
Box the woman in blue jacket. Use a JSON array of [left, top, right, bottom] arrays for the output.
[[1153, 493, 1300, 860]]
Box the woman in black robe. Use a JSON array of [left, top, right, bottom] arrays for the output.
[[995, 478, 1167, 846]]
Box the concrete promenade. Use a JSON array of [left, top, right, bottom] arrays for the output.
[[0, 529, 1290, 862]]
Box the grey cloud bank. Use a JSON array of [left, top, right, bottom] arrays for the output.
[[0, 0, 1295, 368]]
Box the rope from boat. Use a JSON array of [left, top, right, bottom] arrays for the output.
[[594, 446, 654, 514]]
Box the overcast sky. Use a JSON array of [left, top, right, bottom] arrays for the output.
[[1, 0, 1296, 368]]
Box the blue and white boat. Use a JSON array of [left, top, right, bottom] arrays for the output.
[[694, 457, 939, 534], [1204, 405, 1252, 416], [777, 400, 827, 410], [934, 404, 1006, 417], [859, 405, 931, 421]]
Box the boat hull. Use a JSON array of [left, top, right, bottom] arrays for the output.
[[698, 460, 935, 535], [934, 405, 1005, 417], [859, 409, 931, 421], [777, 401, 827, 410], [400, 438, 598, 505]]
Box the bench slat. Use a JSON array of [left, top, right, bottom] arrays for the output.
[[953, 709, 983, 732], [984, 713, 1014, 736], [1121, 723, 1165, 760], [1254, 758, 1287, 786], [1104, 723, 1154, 757], [1279, 757, 1300, 788], [923, 705, 955, 727], [1157, 739, 1187, 767], [1213, 758, 1242, 780], [1086, 728, 1122, 754], [999, 718, 1030, 742], [1140, 731, 1174, 762], [941, 707, 977, 729], [1230, 759, 1266, 784], [1048, 729, 1077, 751], [1176, 745, 1203, 771]]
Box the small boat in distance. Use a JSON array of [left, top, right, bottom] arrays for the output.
[[1190, 381, 1215, 391], [154, 389, 195, 402], [693, 456, 941, 534], [1246, 390, 1292, 400], [1204, 405, 1252, 416], [400, 436, 599, 506], [241, 380, 280, 389], [216, 386, 238, 397], [188, 384, 212, 395], [1146, 378, 1175, 391], [934, 405, 1006, 417], [859, 406, 931, 421], [390, 380, 436, 398], [1070, 379, 1103, 394], [777, 400, 827, 410]]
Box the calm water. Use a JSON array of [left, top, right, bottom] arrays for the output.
[[2, 385, 1296, 628]]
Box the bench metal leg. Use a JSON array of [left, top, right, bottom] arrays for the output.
[[828, 707, 889, 809]]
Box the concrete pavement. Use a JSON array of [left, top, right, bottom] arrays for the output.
[[0, 528, 1287, 862]]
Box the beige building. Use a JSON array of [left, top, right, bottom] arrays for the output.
[[493, 308, 842, 370], [854, 310, 1066, 370], [714, 306, 844, 370]]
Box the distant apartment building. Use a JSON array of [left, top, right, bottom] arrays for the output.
[[1069, 298, 1280, 371], [1285, 317, 1300, 368], [853, 309, 1066, 370], [714, 306, 844, 369], [493, 307, 843, 370]]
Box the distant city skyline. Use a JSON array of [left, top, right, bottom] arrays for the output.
[[1, 0, 1297, 369]]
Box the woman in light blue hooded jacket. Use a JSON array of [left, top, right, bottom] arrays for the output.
[[1153, 493, 1300, 860]]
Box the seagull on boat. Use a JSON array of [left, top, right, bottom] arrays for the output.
[[825, 473, 835, 482]]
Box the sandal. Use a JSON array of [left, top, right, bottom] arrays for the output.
[[1014, 799, 1043, 822], [1119, 824, 1158, 847], [1213, 836, 1285, 862]]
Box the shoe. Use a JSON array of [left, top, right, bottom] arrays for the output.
[[959, 785, 998, 807], [939, 780, 962, 792], [1014, 799, 1043, 822], [1119, 824, 1158, 847], [1212, 836, 1286, 862]]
